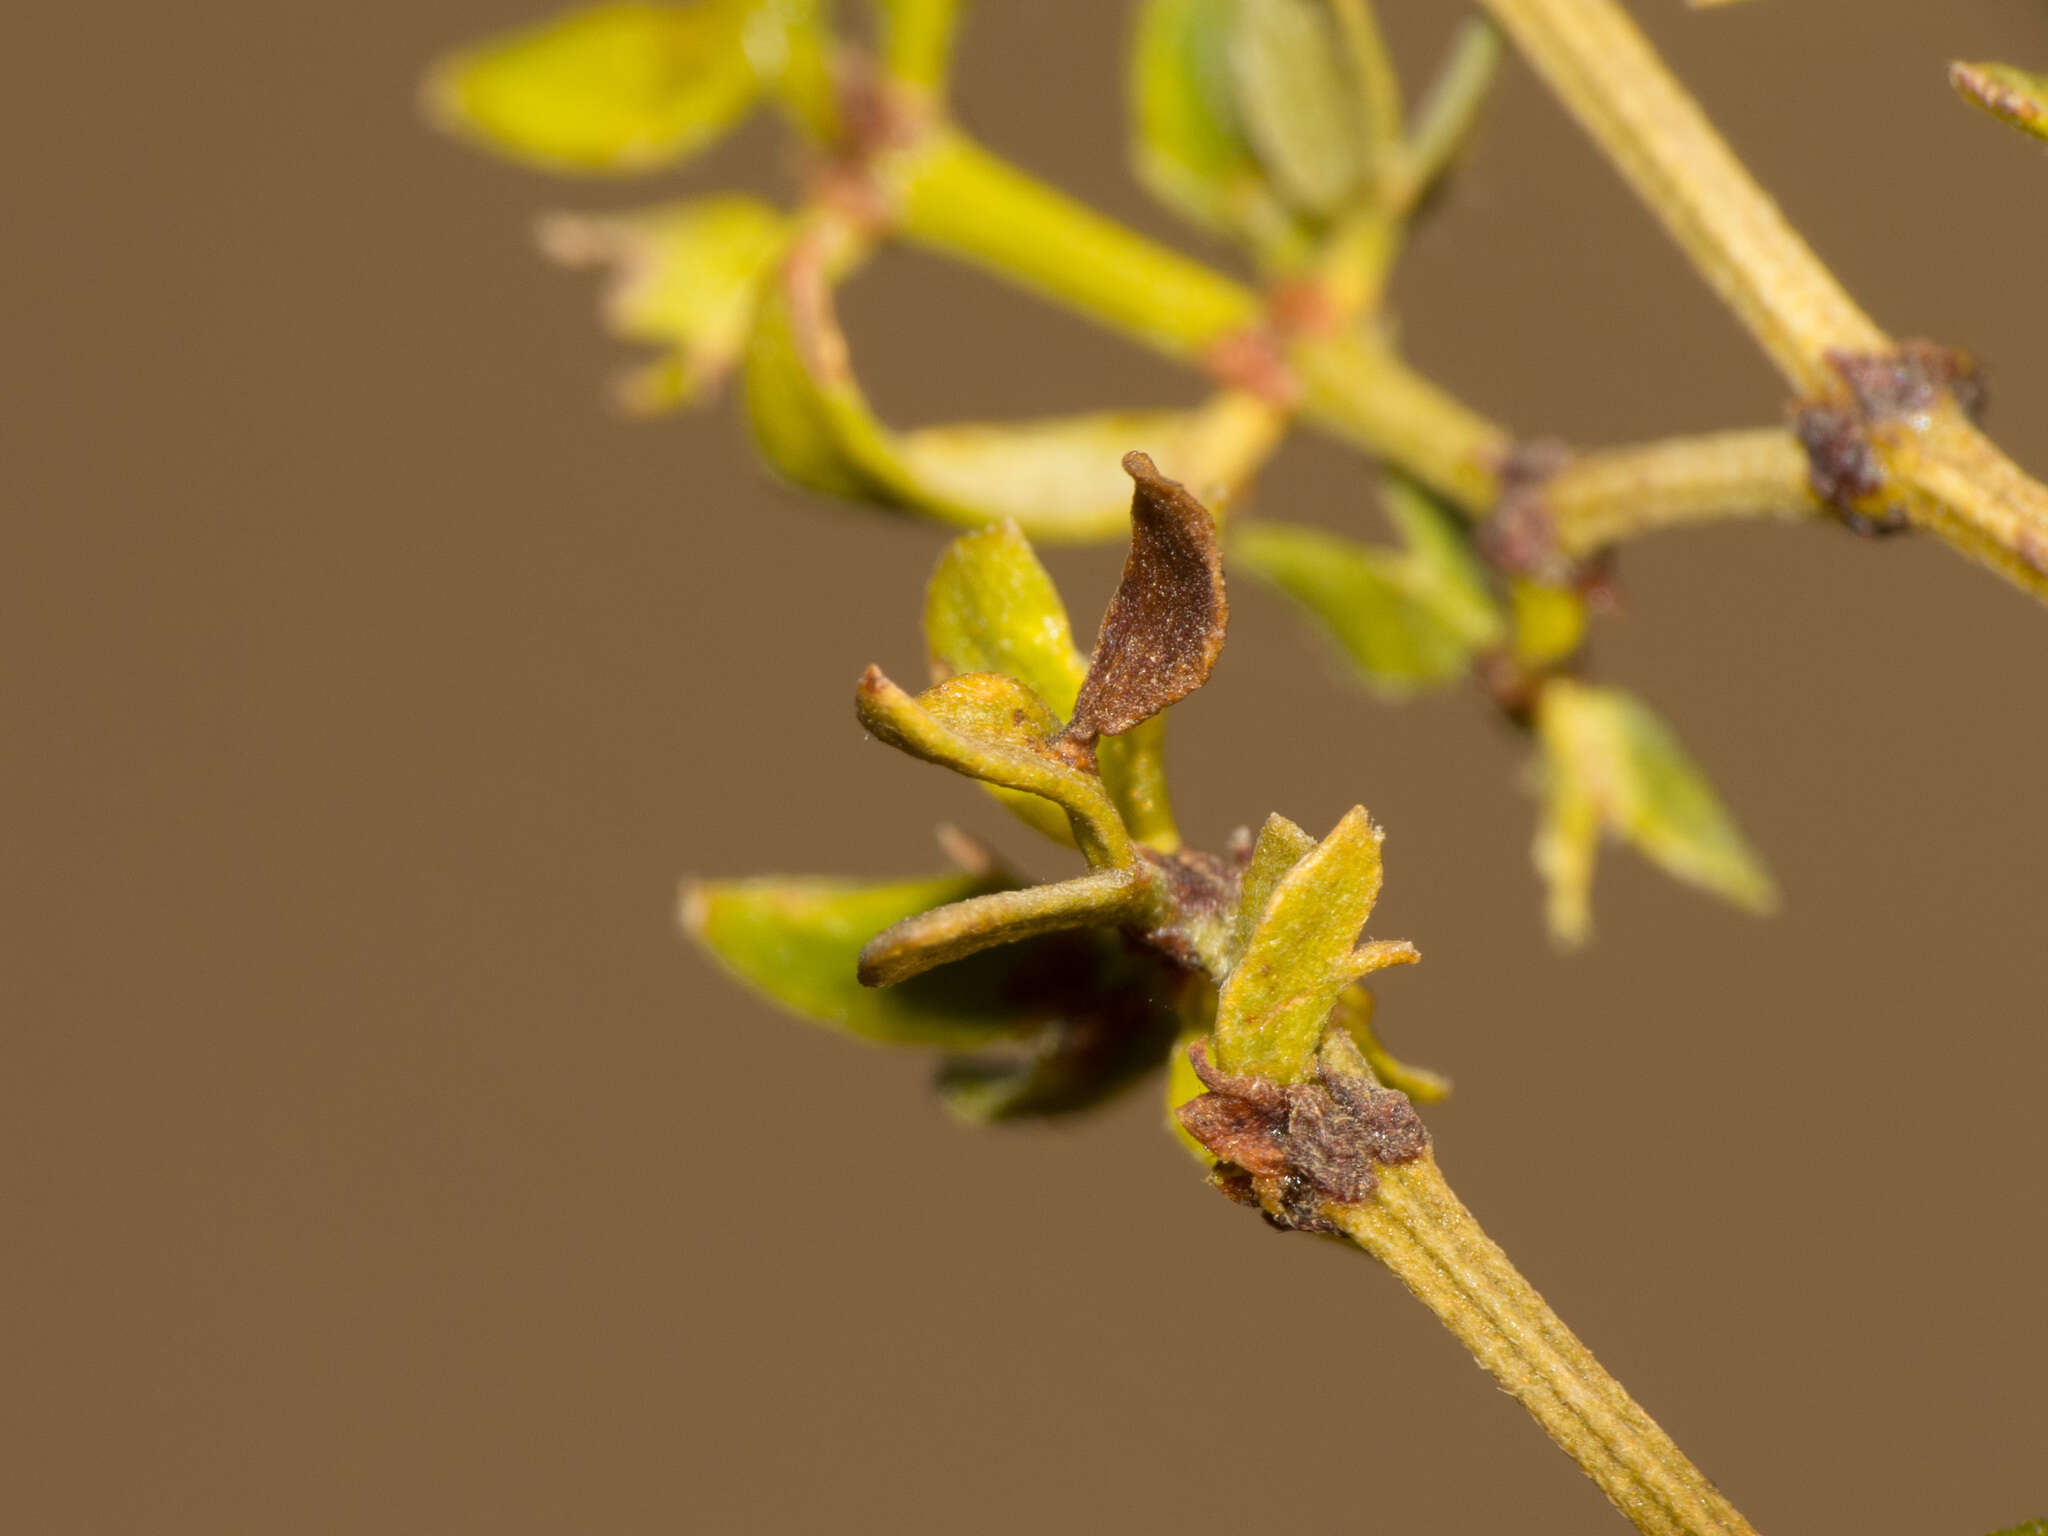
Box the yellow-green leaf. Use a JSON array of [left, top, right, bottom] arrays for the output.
[[538, 195, 788, 412], [1234, 496, 1504, 696], [896, 396, 1283, 543], [1534, 679, 1776, 945], [1214, 805, 1395, 1083], [424, 1, 763, 175], [1130, 0, 1268, 236], [927, 523, 1088, 709], [744, 249, 1284, 543], [924, 524, 1093, 846], [1951, 61, 2048, 143], [855, 669, 1134, 869], [1231, 811, 1317, 959], [683, 871, 1033, 1046], [1510, 578, 1590, 673], [1230, 0, 1365, 217]]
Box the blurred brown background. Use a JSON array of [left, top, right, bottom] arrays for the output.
[[7, 1, 2047, 1531]]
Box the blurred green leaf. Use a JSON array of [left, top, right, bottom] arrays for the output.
[[746, 235, 1281, 541], [1215, 805, 1411, 1083], [1985, 1522, 2048, 1536], [1131, 0, 1258, 227], [1231, 0, 1366, 216], [1233, 484, 1504, 696], [424, 0, 763, 174], [1509, 578, 1589, 672], [538, 195, 788, 412], [1951, 61, 2048, 143], [684, 871, 1030, 1046], [1534, 679, 1776, 946], [1399, 17, 1504, 203], [898, 397, 1282, 543]]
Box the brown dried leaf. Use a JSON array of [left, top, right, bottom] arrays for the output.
[[1066, 452, 1229, 742]]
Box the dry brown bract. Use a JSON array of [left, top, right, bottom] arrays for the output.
[[1063, 452, 1229, 745], [1175, 1037, 1428, 1234]]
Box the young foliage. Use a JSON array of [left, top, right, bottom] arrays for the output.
[[689, 463, 1440, 1147], [538, 196, 789, 412], [1950, 61, 2048, 143], [743, 224, 1283, 540], [1534, 679, 1776, 946], [432, 4, 2048, 1530], [423, 0, 767, 173], [1234, 478, 1504, 695]]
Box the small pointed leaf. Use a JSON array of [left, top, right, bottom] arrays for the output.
[[1068, 453, 1229, 741], [1231, 811, 1317, 959], [1400, 18, 1504, 203], [1214, 806, 1397, 1083], [855, 668, 1133, 868], [1230, 0, 1366, 217], [1534, 680, 1777, 945], [1234, 505, 1503, 696], [1951, 62, 2048, 142], [538, 195, 788, 412], [424, 1, 763, 174]]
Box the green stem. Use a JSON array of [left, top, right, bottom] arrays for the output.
[[895, 132, 1264, 361], [893, 130, 1511, 510], [1337, 1155, 1761, 1536], [1294, 333, 1510, 512], [1474, 0, 1884, 392], [877, 0, 962, 100], [1479, 0, 2048, 606], [1547, 429, 1818, 556]]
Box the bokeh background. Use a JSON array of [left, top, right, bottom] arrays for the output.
[[8, 1, 2047, 1531]]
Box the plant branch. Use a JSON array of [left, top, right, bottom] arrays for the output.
[[886, 106, 2048, 602], [1336, 1154, 1760, 1536], [1478, 0, 2048, 603], [894, 132, 1265, 362], [891, 130, 1512, 509], [1473, 0, 1883, 393], [1546, 428, 1819, 556]]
